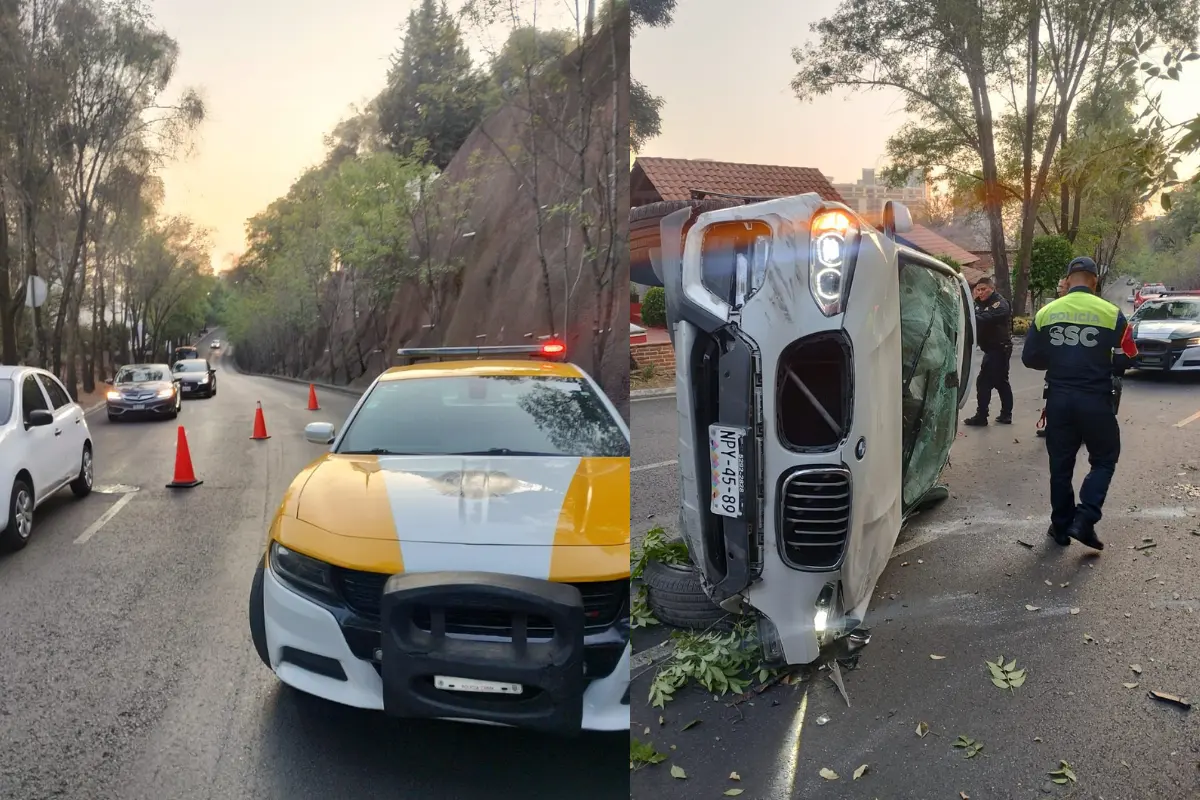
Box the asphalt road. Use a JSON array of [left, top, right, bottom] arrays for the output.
[[630, 287, 1200, 799], [0, 334, 626, 800]]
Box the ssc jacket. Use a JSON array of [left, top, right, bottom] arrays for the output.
[[974, 291, 1012, 350], [1021, 286, 1132, 396]]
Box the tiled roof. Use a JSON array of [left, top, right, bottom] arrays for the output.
[[898, 224, 980, 266], [633, 157, 845, 204]]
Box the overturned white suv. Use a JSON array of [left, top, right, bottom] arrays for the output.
[[651, 194, 975, 666]]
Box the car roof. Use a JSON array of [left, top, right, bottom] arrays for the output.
[[0, 365, 45, 381], [377, 360, 584, 382], [118, 363, 171, 371], [174, 358, 207, 365]]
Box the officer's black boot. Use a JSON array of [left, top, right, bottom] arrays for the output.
[[996, 412, 1012, 425], [963, 412, 988, 426], [1046, 523, 1071, 547], [1067, 517, 1104, 551]]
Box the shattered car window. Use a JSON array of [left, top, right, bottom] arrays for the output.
[[898, 261, 963, 513]]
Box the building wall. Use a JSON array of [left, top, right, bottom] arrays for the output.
[[631, 341, 675, 374], [830, 167, 928, 219]]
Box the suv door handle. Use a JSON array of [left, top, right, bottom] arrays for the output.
[[54, 429, 62, 436]]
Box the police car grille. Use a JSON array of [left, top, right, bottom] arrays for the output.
[[777, 468, 851, 569], [333, 569, 628, 636], [1138, 339, 1168, 353]]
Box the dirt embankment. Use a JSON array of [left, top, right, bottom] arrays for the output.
[[307, 7, 630, 417]]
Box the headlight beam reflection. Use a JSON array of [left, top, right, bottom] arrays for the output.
[[767, 686, 809, 798]]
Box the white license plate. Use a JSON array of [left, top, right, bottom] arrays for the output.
[[1140, 356, 1162, 366], [434, 675, 523, 695], [709, 424, 745, 518], [132, 403, 145, 410]]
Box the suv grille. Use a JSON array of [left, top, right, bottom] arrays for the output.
[[777, 468, 851, 569], [1137, 339, 1168, 353], [332, 568, 628, 637]]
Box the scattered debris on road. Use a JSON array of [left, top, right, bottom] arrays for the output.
[[1147, 690, 1192, 710]]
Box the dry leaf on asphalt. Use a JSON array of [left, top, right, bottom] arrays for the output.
[[1044, 580, 1053, 586], [916, 721, 930, 737], [1070, 608, 1081, 615], [1025, 604, 1040, 611], [723, 791, 744, 796], [819, 768, 839, 780], [853, 764, 868, 779], [930, 654, 946, 660], [1130, 664, 1143, 674], [669, 765, 686, 779], [1123, 682, 1140, 689], [729, 772, 741, 781]]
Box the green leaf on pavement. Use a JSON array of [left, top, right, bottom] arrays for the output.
[[986, 656, 1026, 692], [669, 765, 687, 779], [630, 738, 666, 769], [853, 764, 868, 779], [723, 791, 744, 797], [1048, 760, 1077, 784]]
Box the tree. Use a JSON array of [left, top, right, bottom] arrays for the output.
[[490, 25, 574, 97], [809, 0, 1198, 314], [1029, 234, 1073, 306], [377, 0, 491, 170]]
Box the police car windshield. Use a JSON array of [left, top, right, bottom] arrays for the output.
[[337, 375, 629, 458], [1133, 300, 1200, 322]]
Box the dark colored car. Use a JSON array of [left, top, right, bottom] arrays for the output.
[[172, 358, 218, 398], [105, 364, 182, 421]]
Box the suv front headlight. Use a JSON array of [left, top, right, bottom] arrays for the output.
[[269, 541, 337, 601], [809, 209, 861, 317]]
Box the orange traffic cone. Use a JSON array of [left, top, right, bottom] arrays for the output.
[[250, 401, 271, 440], [166, 426, 203, 488], [307, 384, 320, 411]]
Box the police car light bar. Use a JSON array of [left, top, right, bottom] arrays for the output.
[[395, 340, 567, 364]]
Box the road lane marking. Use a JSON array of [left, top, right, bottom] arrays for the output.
[[1174, 409, 1200, 428], [632, 459, 677, 474], [74, 492, 135, 544]]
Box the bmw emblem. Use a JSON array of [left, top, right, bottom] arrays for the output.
[[855, 437, 866, 460]]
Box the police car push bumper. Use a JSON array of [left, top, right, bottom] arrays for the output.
[[261, 566, 630, 732]]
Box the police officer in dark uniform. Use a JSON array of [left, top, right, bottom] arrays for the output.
[[963, 277, 1013, 426], [1021, 257, 1134, 550]]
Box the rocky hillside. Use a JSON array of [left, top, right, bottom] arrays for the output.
[[305, 7, 630, 416]]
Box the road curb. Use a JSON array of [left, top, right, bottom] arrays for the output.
[[224, 352, 365, 398], [631, 387, 675, 399]]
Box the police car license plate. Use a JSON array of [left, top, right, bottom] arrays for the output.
[[133, 403, 145, 410], [434, 675, 523, 695], [709, 424, 745, 519], [1140, 356, 1163, 366]]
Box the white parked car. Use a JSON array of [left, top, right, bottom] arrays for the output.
[[0, 366, 94, 551]]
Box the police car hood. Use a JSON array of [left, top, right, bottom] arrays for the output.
[[293, 453, 628, 547], [1132, 320, 1200, 340]]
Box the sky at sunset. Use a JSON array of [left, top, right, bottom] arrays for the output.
[[632, 0, 1200, 199], [150, 0, 583, 271]]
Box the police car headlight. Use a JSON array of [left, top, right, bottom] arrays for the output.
[[1183, 337, 1200, 348], [269, 541, 337, 601], [809, 209, 860, 317]]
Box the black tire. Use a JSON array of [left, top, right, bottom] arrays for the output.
[[642, 556, 733, 631], [249, 563, 272, 668], [0, 478, 34, 553], [70, 444, 93, 498]]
